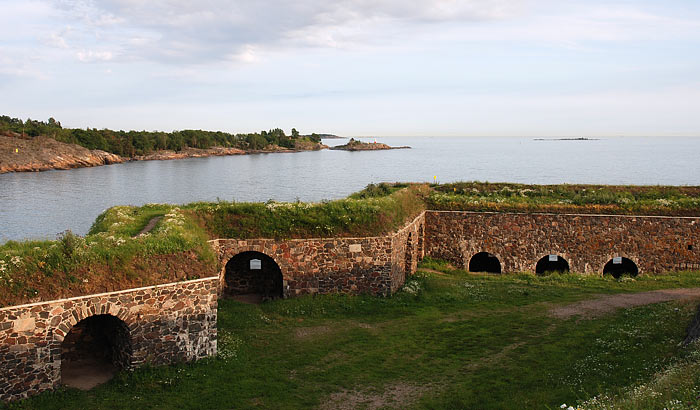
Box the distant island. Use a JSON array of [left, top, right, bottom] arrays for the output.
[[0, 115, 330, 173], [533, 137, 600, 141], [330, 138, 410, 151]]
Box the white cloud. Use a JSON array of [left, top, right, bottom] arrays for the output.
[[76, 49, 114, 62]]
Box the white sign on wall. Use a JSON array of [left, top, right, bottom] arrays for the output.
[[613, 257, 622, 265], [548, 254, 558, 262], [250, 259, 262, 270], [349, 244, 362, 253]]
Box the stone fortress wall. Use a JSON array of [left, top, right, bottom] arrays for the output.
[[3, 209, 700, 402], [425, 211, 700, 274]]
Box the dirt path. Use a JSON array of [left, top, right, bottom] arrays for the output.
[[135, 216, 162, 237], [550, 288, 700, 319]]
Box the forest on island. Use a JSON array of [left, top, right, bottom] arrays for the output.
[[0, 115, 321, 157]]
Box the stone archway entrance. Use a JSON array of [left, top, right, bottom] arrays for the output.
[[535, 254, 570, 275], [603, 257, 639, 278], [469, 252, 502, 274], [405, 232, 414, 277], [61, 314, 131, 390], [224, 251, 283, 302]]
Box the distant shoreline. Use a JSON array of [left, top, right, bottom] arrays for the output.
[[0, 135, 330, 174]]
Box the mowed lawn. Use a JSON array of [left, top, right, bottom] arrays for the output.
[[10, 261, 700, 410]]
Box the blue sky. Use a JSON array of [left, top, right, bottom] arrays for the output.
[[1, 0, 699, 136]]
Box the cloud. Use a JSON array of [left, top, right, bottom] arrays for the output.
[[44, 0, 526, 64], [76, 49, 114, 62]]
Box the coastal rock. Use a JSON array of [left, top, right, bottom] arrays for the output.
[[133, 146, 246, 161], [0, 135, 126, 173], [330, 138, 410, 151]]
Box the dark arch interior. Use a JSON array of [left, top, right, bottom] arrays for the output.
[[469, 252, 502, 274], [535, 255, 570, 275], [225, 251, 283, 300], [603, 257, 639, 278], [405, 232, 414, 276], [61, 314, 131, 390]]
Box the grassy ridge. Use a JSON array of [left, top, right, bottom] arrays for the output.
[[8, 262, 700, 409], [428, 182, 700, 216], [190, 184, 426, 239]]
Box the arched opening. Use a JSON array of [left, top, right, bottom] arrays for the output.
[[224, 251, 283, 302], [61, 314, 131, 390], [603, 257, 639, 278], [469, 252, 502, 274], [535, 254, 570, 275], [405, 232, 414, 277], [418, 224, 425, 260]]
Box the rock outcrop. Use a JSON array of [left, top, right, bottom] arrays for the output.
[[330, 138, 410, 151], [0, 134, 125, 173]]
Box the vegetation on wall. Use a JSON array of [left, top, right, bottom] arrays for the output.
[[427, 182, 700, 216], [3, 181, 700, 307], [0, 115, 321, 157]]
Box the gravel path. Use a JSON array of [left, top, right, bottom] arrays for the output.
[[550, 288, 700, 319]]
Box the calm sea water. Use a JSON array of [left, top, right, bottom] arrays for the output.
[[1, 136, 699, 242]]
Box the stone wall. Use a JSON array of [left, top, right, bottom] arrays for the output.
[[425, 211, 700, 274], [0, 277, 218, 402], [213, 212, 426, 297], [390, 214, 425, 293]]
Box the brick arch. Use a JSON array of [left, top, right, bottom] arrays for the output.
[[468, 251, 503, 274], [218, 244, 289, 286], [221, 248, 286, 298], [602, 255, 641, 277], [534, 253, 571, 274], [53, 304, 131, 343]]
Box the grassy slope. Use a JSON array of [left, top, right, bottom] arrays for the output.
[[0, 205, 216, 308], [9, 261, 700, 409]]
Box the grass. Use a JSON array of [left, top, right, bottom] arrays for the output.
[[189, 184, 426, 239], [0, 205, 216, 307], [9, 260, 700, 409], [428, 182, 700, 216]]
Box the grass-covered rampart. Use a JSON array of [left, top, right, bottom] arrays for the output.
[[3, 181, 700, 308], [427, 181, 700, 216], [0, 186, 427, 307], [192, 184, 426, 239]]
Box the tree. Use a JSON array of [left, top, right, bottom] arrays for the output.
[[291, 128, 299, 138]]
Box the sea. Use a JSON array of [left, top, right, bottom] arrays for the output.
[[1, 136, 699, 243]]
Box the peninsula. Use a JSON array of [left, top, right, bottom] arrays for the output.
[[0, 115, 328, 173]]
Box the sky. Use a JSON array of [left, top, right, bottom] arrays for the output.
[[1, 0, 700, 137]]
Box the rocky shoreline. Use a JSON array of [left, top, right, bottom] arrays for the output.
[[0, 135, 328, 174]]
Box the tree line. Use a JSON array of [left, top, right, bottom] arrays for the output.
[[0, 115, 321, 157]]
